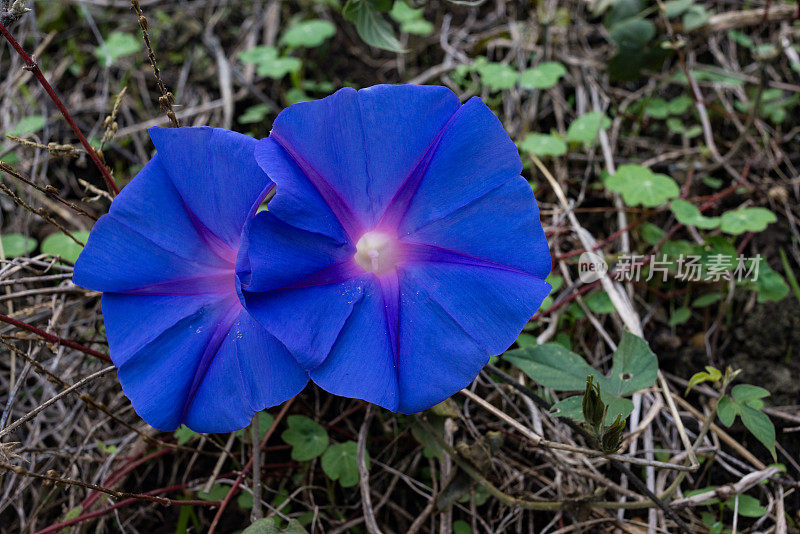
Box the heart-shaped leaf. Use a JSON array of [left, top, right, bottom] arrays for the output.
[[321, 441, 365, 487], [670, 199, 721, 229], [1, 233, 37, 257], [566, 112, 611, 144], [281, 415, 329, 461], [520, 62, 566, 89], [605, 164, 679, 207], [280, 20, 336, 48], [504, 332, 657, 424], [518, 133, 567, 157], [720, 207, 776, 235]]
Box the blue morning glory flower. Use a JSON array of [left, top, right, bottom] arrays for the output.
[[236, 85, 552, 413], [73, 127, 308, 433]]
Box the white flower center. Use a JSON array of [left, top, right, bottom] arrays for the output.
[[354, 231, 398, 274]]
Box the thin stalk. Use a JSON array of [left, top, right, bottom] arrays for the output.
[[0, 21, 120, 195]]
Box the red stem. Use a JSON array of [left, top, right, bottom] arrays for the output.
[[35, 484, 218, 534], [0, 312, 111, 362], [0, 21, 120, 195], [207, 398, 295, 534], [81, 448, 172, 510]]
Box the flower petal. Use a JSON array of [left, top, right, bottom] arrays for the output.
[[184, 310, 309, 432], [264, 85, 460, 237], [148, 127, 272, 249], [254, 138, 349, 244], [403, 177, 551, 278], [238, 280, 365, 370], [74, 126, 307, 433], [309, 276, 399, 411], [73, 155, 233, 293], [103, 292, 232, 431], [236, 210, 353, 294], [103, 293, 307, 432], [395, 97, 523, 236], [394, 268, 489, 414], [236, 210, 364, 371], [399, 261, 551, 359]]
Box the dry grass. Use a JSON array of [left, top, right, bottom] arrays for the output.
[[0, 0, 798, 532]]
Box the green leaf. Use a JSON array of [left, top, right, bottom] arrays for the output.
[[673, 67, 744, 87], [566, 112, 610, 144], [662, 239, 694, 259], [739, 405, 776, 460], [546, 273, 563, 293], [238, 103, 273, 124], [95, 32, 140, 66], [669, 307, 691, 327], [609, 18, 655, 51], [662, 0, 693, 18], [345, 0, 405, 52], [507, 332, 657, 423], [504, 343, 598, 391], [400, 18, 433, 35], [10, 115, 45, 136], [0, 233, 37, 257], [692, 293, 721, 308], [410, 417, 445, 459], [670, 199, 721, 229], [644, 98, 670, 119], [728, 30, 755, 50], [476, 61, 518, 91], [731, 384, 770, 403], [583, 291, 615, 314], [608, 332, 658, 396], [281, 415, 329, 461], [321, 441, 364, 487], [41, 231, 89, 264], [64, 506, 82, 521], [605, 164, 679, 207], [198, 484, 230, 501], [238, 46, 302, 78], [519, 62, 566, 89], [254, 411, 275, 440], [238, 410, 276, 440], [695, 236, 736, 273], [515, 333, 537, 348], [748, 261, 789, 303], [389, 1, 433, 34], [682, 4, 710, 32], [518, 133, 567, 157], [641, 222, 665, 245], [551, 393, 634, 425], [237, 491, 254, 509], [173, 424, 197, 445], [285, 88, 312, 105], [453, 520, 472, 534], [96, 440, 118, 454], [602, 0, 644, 27], [719, 207, 776, 235], [667, 95, 693, 115], [685, 366, 721, 393], [725, 494, 766, 517], [243, 518, 309, 534], [280, 19, 336, 48], [716, 395, 736, 427], [389, 0, 423, 22]]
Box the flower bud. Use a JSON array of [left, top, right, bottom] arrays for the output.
[[582, 375, 605, 434], [600, 414, 626, 454]]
